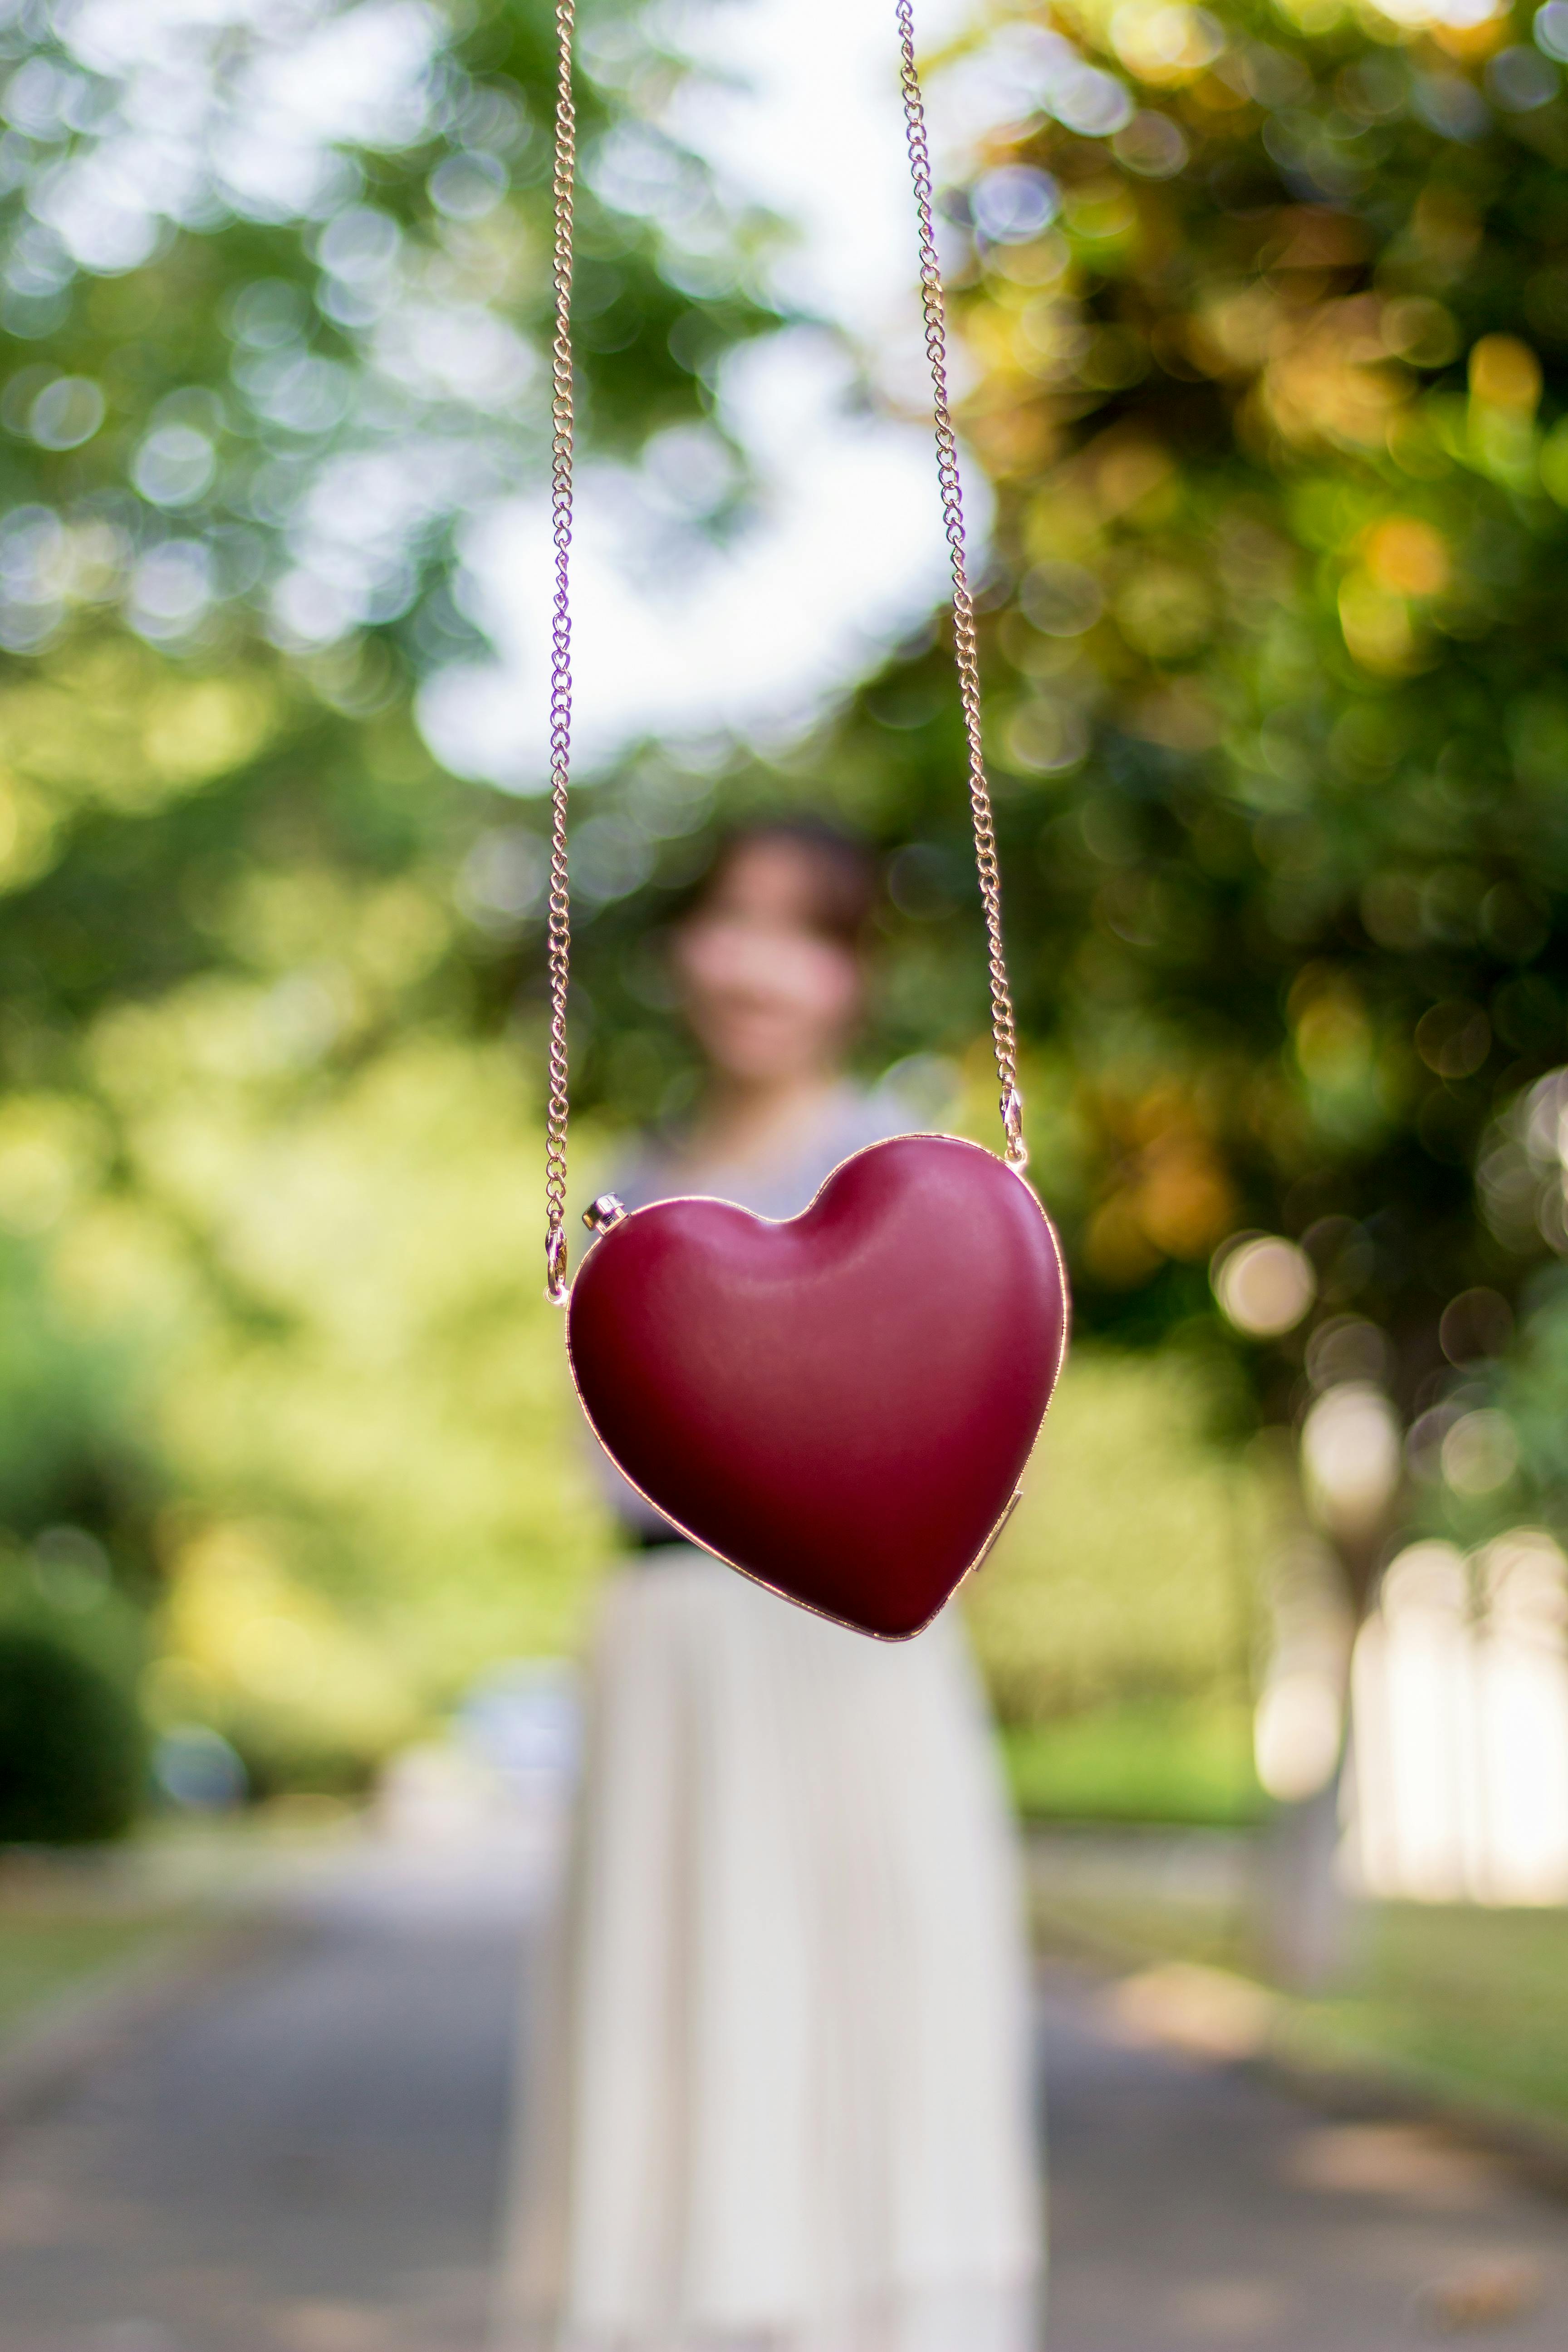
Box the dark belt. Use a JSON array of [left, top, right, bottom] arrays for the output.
[[626, 1524, 689, 1554]]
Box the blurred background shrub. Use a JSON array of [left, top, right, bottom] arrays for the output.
[[0, 1622, 143, 1845]]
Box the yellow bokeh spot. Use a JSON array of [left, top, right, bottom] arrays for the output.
[[1081, 1085, 1236, 1284], [1062, 179, 1139, 244], [0, 1095, 108, 1236], [1338, 575, 1419, 675], [1259, 301, 1407, 455], [142, 676, 278, 786], [0, 768, 58, 893], [1363, 516, 1450, 598], [1469, 334, 1542, 415], [0, 645, 280, 826], [1540, 418, 1568, 508], [1108, 0, 1224, 83], [1293, 986, 1372, 1087]]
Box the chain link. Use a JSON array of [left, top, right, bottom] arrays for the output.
[[544, 0, 576, 1303], [894, 0, 1026, 1169], [544, 0, 1026, 1298]]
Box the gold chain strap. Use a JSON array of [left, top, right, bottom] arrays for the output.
[[893, 0, 1025, 1171], [544, 0, 576, 1304], [543, 0, 1026, 1302]]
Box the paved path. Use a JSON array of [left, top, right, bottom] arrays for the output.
[[1039, 1968, 1568, 2349], [0, 1836, 1563, 2350], [0, 1836, 536, 2352]]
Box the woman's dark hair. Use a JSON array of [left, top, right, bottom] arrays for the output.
[[682, 818, 880, 951]]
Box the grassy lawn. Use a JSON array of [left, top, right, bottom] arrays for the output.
[[1002, 1696, 1264, 1830], [1302, 1905, 1568, 2136], [0, 1805, 368, 2054], [1027, 1838, 1568, 2139], [0, 1911, 190, 2044]]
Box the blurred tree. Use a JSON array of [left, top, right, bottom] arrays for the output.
[[715, 0, 1568, 1588], [0, 0, 777, 1041], [0, 0, 781, 1718]]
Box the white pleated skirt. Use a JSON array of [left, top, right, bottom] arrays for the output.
[[493, 1549, 1043, 2352]]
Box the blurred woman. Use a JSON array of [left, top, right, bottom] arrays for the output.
[[495, 821, 1042, 2352]]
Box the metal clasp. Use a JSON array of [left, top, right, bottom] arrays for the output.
[[545, 1223, 569, 1306], [1000, 1086, 1028, 1170]]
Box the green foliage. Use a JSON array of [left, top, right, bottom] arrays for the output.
[[120, 1028, 611, 1684], [0, 1623, 144, 1844], [0, 0, 780, 1055], [933, 0, 1568, 1411], [1303, 1900, 1568, 2130], [1033, 0, 1568, 1403], [0, 1227, 147, 1544], [560, 0, 1568, 1485], [0, 0, 782, 1770], [1002, 1694, 1263, 1824]]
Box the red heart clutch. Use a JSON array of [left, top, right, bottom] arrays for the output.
[[567, 1134, 1069, 1638]]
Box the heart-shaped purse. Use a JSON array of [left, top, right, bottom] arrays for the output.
[[538, 0, 1069, 1638], [569, 1137, 1067, 1637]]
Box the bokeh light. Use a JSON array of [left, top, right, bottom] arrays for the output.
[[1212, 1235, 1317, 1338]]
